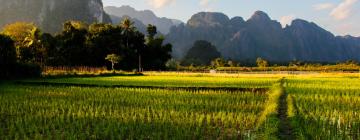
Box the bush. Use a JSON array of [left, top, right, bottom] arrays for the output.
[[1, 63, 41, 79]]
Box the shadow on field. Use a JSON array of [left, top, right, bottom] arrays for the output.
[[43, 72, 145, 79], [14, 81, 269, 93]]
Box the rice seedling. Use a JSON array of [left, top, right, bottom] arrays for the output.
[[286, 78, 360, 139]]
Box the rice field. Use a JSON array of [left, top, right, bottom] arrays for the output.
[[23, 76, 277, 88], [286, 78, 360, 139], [1, 74, 360, 139]]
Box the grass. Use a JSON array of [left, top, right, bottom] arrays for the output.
[[0, 84, 268, 139], [285, 77, 360, 139], [22, 75, 277, 88], [1, 73, 360, 139]]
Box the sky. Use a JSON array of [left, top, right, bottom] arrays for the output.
[[103, 0, 360, 36]]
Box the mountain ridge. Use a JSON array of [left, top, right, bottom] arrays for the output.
[[104, 5, 183, 34], [166, 11, 360, 62], [0, 0, 111, 33]]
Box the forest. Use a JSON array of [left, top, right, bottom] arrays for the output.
[[0, 19, 172, 78]]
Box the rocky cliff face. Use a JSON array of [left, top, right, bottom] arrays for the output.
[[0, 0, 111, 33], [166, 11, 360, 62]]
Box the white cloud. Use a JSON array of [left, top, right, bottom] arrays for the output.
[[280, 15, 295, 27], [330, 0, 358, 20], [200, 0, 210, 7], [147, 0, 175, 8], [199, 0, 217, 10], [313, 3, 335, 11]]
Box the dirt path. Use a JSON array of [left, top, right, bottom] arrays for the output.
[[278, 79, 294, 139]]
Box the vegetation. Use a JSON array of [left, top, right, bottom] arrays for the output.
[[2, 72, 360, 139], [0, 20, 173, 79], [23, 76, 277, 88], [105, 54, 122, 71], [0, 77, 273, 139], [286, 78, 360, 139], [256, 57, 269, 68]]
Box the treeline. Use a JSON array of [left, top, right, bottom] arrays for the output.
[[0, 19, 172, 78]]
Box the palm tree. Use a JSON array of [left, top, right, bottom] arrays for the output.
[[121, 17, 135, 49], [120, 18, 143, 72]]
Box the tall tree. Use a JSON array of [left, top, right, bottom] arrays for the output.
[[0, 34, 16, 78], [120, 18, 144, 72], [56, 21, 89, 66], [86, 23, 123, 67], [121, 18, 135, 49], [146, 24, 157, 40], [2, 22, 39, 63]]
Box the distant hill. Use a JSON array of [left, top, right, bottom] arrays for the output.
[[104, 6, 183, 34], [166, 11, 360, 62], [0, 0, 111, 33]]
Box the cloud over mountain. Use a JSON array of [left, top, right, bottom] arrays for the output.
[[147, 0, 175, 8]]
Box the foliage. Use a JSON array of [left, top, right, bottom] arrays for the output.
[[105, 54, 122, 71], [165, 59, 180, 70], [256, 57, 269, 68], [211, 58, 226, 68], [0, 34, 16, 78], [286, 78, 360, 139], [0, 34, 16, 65], [143, 25, 172, 70], [1, 22, 41, 63], [0, 19, 172, 74], [0, 84, 268, 139]]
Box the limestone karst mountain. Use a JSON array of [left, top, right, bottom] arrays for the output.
[[166, 11, 360, 62], [0, 0, 111, 33]]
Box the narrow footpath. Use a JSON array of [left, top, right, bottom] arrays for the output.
[[278, 78, 293, 140]]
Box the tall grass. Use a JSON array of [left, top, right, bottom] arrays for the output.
[[286, 78, 360, 139], [0, 84, 268, 139]]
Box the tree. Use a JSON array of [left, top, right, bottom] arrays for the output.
[[256, 57, 269, 68], [56, 21, 89, 66], [2, 22, 39, 63], [0, 34, 16, 65], [183, 40, 221, 66], [86, 23, 123, 67], [146, 24, 157, 40], [143, 24, 172, 70], [211, 58, 226, 68], [0, 34, 16, 78], [121, 17, 135, 49], [105, 54, 122, 71], [166, 59, 180, 70], [120, 18, 144, 72]]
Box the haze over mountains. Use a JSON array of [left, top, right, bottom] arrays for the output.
[[0, 2, 359, 62], [104, 6, 182, 34]]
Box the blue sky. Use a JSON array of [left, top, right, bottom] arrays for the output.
[[103, 0, 360, 36]]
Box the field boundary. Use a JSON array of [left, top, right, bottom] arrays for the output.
[[14, 81, 269, 93]]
